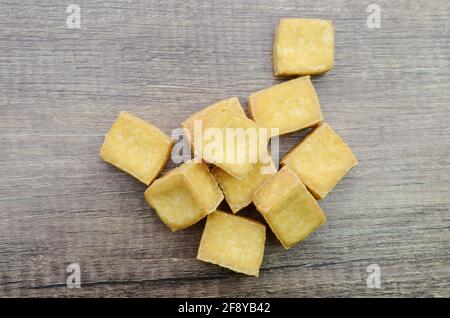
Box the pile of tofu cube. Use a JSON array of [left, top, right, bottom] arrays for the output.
[[100, 19, 357, 277]]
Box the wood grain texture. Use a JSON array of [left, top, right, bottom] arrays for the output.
[[0, 0, 449, 297]]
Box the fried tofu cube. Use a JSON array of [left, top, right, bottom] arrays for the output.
[[253, 167, 326, 249], [211, 159, 277, 213], [181, 97, 246, 144], [145, 161, 223, 231], [281, 123, 358, 199], [100, 112, 173, 185], [194, 109, 269, 179], [273, 18, 334, 76], [197, 211, 266, 276], [248, 76, 323, 136]]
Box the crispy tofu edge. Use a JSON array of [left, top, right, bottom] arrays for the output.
[[273, 18, 335, 76], [196, 109, 265, 179], [253, 167, 326, 249], [144, 166, 212, 232], [196, 211, 266, 277], [281, 123, 358, 199], [185, 162, 224, 214], [247, 77, 324, 136], [99, 112, 174, 185], [271, 179, 327, 249], [181, 97, 246, 143]]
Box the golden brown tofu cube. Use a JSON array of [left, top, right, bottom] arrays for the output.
[[248, 76, 323, 136], [145, 161, 223, 231], [274, 18, 334, 76], [211, 159, 277, 213], [197, 211, 266, 276], [181, 97, 246, 144], [100, 112, 173, 185], [194, 109, 269, 179], [281, 123, 358, 199], [253, 167, 326, 249]]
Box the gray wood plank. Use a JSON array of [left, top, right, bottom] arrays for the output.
[[0, 0, 449, 297]]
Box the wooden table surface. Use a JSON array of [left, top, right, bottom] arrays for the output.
[[0, 0, 449, 297]]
